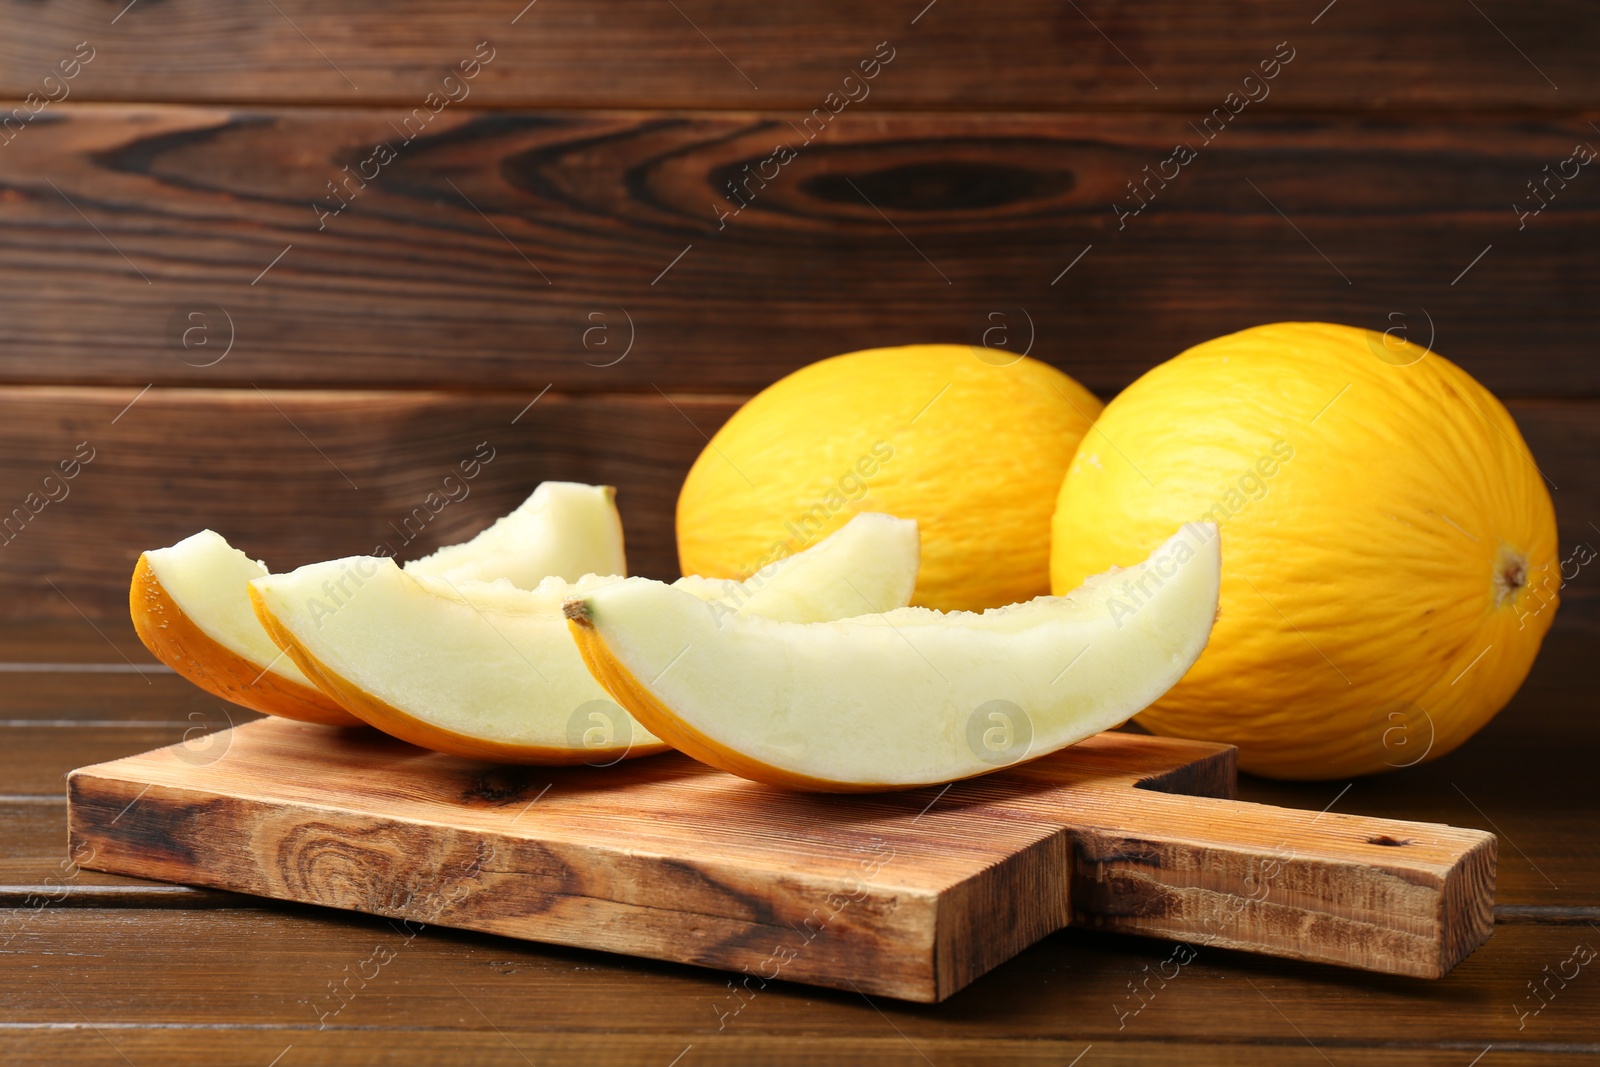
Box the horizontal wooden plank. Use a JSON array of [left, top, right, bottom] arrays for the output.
[[0, 801, 222, 896], [0, 619, 155, 664], [1, 909, 1595, 1049], [0, 671, 216, 722], [1, 1, 1596, 110], [0, 641, 260, 802], [0, 387, 726, 620], [2, 723, 202, 796], [0, 388, 1594, 625], [0, 674, 260, 798], [0, 668, 254, 799], [0, 108, 1597, 396], [0, 1034, 1583, 1067]]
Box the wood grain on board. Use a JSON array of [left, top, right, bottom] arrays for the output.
[[69, 718, 1498, 998], [1232, 625, 1600, 911], [0, 0, 1594, 110], [0, 108, 1595, 396], [0, 388, 1593, 622]]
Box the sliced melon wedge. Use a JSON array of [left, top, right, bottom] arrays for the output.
[[405, 480, 625, 588], [131, 481, 627, 725], [565, 524, 1220, 791], [674, 511, 918, 623], [248, 513, 921, 763], [252, 566, 657, 763], [131, 531, 361, 725]]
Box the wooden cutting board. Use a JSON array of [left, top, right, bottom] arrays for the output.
[[67, 717, 1496, 1002]]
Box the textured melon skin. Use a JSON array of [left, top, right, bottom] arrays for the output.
[[676, 345, 1101, 613], [1051, 322, 1560, 779]]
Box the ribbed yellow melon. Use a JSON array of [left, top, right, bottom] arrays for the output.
[[1050, 322, 1560, 779], [677, 345, 1101, 611]]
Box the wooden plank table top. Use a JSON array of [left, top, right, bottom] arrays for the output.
[[3, 617, 1596, 1065]]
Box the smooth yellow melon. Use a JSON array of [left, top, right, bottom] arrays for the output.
[[676, 344, 1101, 612], [1050, 322, 1559, 779]]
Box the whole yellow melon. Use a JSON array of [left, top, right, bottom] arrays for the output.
[[678, 345, 1101, 611], [1050, 322, 1559, 779]]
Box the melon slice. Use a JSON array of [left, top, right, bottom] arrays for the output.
[[405, 480, 625, 587], [130, 481, 627, 724], [252, 566, 655, 763], [674, 511, 918, 623], [131, 531, 361, 725], [565, 524, 1221, 791], [248, 513, 921, 763]]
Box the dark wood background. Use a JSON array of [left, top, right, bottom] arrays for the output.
[[2, 2, 1597, 1063], [0, 0, 1596, 624]]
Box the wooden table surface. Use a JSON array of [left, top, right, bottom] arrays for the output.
[[3, 614, 1596, 1066]]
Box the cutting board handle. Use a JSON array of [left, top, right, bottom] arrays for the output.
[[1064, 789, 1497, 978]]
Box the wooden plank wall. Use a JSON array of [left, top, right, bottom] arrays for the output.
[[0, 0, 1595, 623]]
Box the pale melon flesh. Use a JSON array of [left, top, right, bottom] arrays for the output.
[[254, 566, 655, 761], [673, 511, 918, 623], [133, 481, 628, 723], [567, 524, 1220, 790], [142, 530, 326, 693], [405, 480, 626, 588], [249, 513, 921, 761]]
